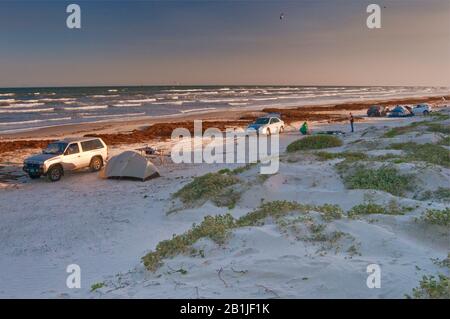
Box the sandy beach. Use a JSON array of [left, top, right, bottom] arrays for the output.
[[0, 94, 448, 298], [2, 0, 450, 305]]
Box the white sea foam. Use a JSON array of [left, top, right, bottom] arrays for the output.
[[124, 98, 157, 103], [108, 89, 118, 92], [63, 105, 108, 111], [0, 108, 54, 113], [40, 97, 76, 102], [0, 93, 15, 97], [180, 107, 217, 113], [228, 102, 249, 106], [89, 94, 120, 98], [0, 117, 71, 126], [0, 99, 16, 103], [197, 91, 219, 95], [111, 103, 142, 107], [80, 112, 145, 119], [152, 101, 184, 105], [164, 89, 205, 93], [4, 102, 45, 108], [253, 97, 279, 101], [199, 98, 249, 103]]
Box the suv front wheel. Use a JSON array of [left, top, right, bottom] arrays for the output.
[[47, 165, 63, 182], [90, 156, 103, 172]]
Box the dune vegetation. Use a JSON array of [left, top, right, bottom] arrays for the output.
[[337, 164, 414, 196], [417, 208, 450, 226], [407, 275, 450, 299], [389, 142, 450, 168], [286, 135, 342, 152], [348, 201, 413, 218], [142, 201, 345, 271], [173, 172, 240, 208]]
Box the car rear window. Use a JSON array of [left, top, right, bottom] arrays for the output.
[[81, 139, 104, 152]]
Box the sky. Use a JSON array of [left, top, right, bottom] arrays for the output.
[[0, 0, 449, 87]]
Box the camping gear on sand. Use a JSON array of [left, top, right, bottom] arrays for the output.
[[367, 105, 388, 117], [135, 145, 168, 165], [300, 122, 309, 135], [315, 130, 346, 135], [388, 105, 414, 118], [102, 150, 160, 181]]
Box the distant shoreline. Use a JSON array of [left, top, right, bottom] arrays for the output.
[[1, 85, 448, 137], [0, 93, 448, 157], [0, 93, 447, 140]]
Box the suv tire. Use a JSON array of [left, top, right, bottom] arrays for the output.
[[47, 165, 63, 182], [90, 156, 103, 172]]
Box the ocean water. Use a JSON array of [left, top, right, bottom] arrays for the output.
[[0, 86, 448, 133]]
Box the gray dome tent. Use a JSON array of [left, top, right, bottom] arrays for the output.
[[102, 151, 160, 181]]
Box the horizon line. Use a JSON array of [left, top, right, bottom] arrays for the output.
[[1, 84, 449, 90]]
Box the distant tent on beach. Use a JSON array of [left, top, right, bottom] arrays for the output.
[[102, 151, 160, 181]]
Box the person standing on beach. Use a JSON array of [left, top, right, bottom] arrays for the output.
[[349, 113, 354, 132]]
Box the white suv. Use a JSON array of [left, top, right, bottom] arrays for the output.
[[23, 137, 108, 182]]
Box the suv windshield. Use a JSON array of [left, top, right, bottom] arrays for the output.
[[254, 118, 270, 125], [43, 142, 68, 155]]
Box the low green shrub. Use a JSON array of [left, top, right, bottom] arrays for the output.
[[341, 165, 413, 196], [348, 201, 411, 218], [90, 282, 105, 292], [236, 201, 309, 227], [407, 275, 449, 299], [417, 208, 450, 226], [426, 123, 450, 134], [383, 116, 450, 138], [174, 172, 239, 205], [382, 120, 431, 138], [142, 214, 235, 271], [318, 204, 344, 221], [390, 142, 450, 168], [418, 187, 450, 202], [287, 135, 342, 152], [218, 163, 258, 175], [212, 187, 241, 209], [430, 113, 450, 121]]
